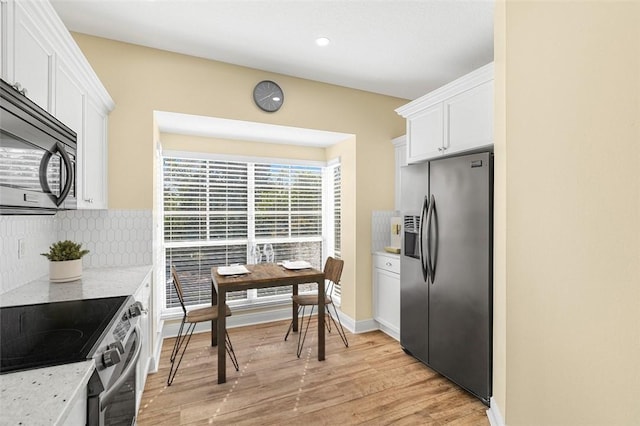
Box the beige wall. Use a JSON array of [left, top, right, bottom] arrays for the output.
[[496, 1, 640, 424], [72, 33, 406, 321], [493, 0, 507, 416], [160, 134, 328, 162]]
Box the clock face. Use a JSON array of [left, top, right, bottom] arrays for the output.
[[253, 80, 284, 112]]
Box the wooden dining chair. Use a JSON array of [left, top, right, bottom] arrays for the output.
[[284, 256, 349, 357], [167, 265, 239, 386]]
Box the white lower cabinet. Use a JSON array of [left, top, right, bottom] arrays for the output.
[[134, 272, 153, 409], [373, 253, 400, 340], [61, 384, 87, 426]]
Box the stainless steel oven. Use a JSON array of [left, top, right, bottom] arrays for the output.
[[0, 295, 145, 426], [87, 323, 142, 426], [0, 78, 77, 214]]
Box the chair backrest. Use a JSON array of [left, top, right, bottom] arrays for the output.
[[170, 265, 188, 314], [323, 257, 344, 298]]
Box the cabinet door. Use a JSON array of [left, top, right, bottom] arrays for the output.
[[406, 103, 443, 164], [373, 263, 400, 339], [81, 99, 108, 208], [135, 277, 152, 409], [55, 62, 85, 139], [444, 80, 494, 155], [11, 1, 54, 111]]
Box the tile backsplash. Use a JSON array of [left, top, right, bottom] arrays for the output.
[[371, 210, 401, 253], [0, 215, 56, 295], [0, 210, 152, 294]]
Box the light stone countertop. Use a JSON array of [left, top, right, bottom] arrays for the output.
[[0, 265, 152, 425], [373, 250, 401, 258], [0, 265, 153, 307], [0, 361, 94, 426]]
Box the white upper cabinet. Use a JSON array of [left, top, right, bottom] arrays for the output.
[[1, 0, 114, 209], [444, 79, 494, 154], [55, 62, 85, 143], [10, 1, 55, 111], [82, 98, 108, 208], [396, 63, 494, 164], [407, 103, 444, 161]]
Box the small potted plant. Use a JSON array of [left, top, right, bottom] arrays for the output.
[[41, 240, 90, 283]]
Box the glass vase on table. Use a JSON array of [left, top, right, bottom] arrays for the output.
[[249, 244, 262, 264], [263, 243, 275, 263]]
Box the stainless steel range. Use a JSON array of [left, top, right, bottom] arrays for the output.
[[0, 295, 144, 425]]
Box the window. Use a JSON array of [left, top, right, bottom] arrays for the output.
[[332, 164, 341, 259], [329, 163, 342, 303], [163, 153, 339, 311]]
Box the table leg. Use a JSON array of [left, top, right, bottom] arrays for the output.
[[292, 283, 299, 332], [217, 288, 227, 384], [317, 277, 325, 361], [211, 319, 218, 347], [211, 280, 218, 347]]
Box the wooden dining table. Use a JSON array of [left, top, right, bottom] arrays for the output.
[[210, 263, 325, 384]]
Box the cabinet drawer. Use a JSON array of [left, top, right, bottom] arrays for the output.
[[374, 255, 400, 274]]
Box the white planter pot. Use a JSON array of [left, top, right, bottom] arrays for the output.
[[49, 259, 83, 283]]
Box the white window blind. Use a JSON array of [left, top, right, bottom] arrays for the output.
[[164, 158, 248, 242], [331, 164, 342, 302], [163, 155, 332, 309], [255, 163, 323, 238], [333, 165, 341, 259]]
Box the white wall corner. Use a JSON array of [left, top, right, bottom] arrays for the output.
[[487, 396, 505, 426], [376, 321, 400, 341]]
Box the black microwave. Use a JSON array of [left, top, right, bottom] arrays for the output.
[[0, 78, 77, 215]]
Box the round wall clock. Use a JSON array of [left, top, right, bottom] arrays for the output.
[[253, 80, 284, 112]]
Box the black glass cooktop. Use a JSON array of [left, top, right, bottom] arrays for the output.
[[0, 296, 128, 374]]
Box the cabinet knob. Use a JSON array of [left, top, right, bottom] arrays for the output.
[[84, 198, 94, 203], [12, 82, 28, 97], [386, 262, 392, 266]]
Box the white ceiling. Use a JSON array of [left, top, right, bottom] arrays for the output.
[[49, 0, 494, 101]]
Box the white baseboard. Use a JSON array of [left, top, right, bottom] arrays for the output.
[[376, 322, 400, 341], [487, 396, 505, 426], [147, 327, 164, 374], [159, 305, 377, 340]]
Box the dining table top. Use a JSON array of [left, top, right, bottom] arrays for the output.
[[211, 262, 324, 291]]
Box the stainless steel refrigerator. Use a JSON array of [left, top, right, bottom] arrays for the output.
[[400, 151, 492, 404]]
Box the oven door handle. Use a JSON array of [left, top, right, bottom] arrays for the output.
[[100, 325, 142, 411]]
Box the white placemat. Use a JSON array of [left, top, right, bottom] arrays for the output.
[[281, 260, 312, 270], [217, 265, 251, 276]]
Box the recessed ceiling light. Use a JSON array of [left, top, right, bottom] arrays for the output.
[[315, 37, 331, 47]]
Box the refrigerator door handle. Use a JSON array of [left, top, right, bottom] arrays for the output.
[[426, 194, 436, 283], [419, 195, 429, 282]]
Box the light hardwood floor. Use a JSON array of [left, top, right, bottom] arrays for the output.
[[138, 320, 489, 425]]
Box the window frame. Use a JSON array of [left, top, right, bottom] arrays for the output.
[[161, 150, 340, 315]]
